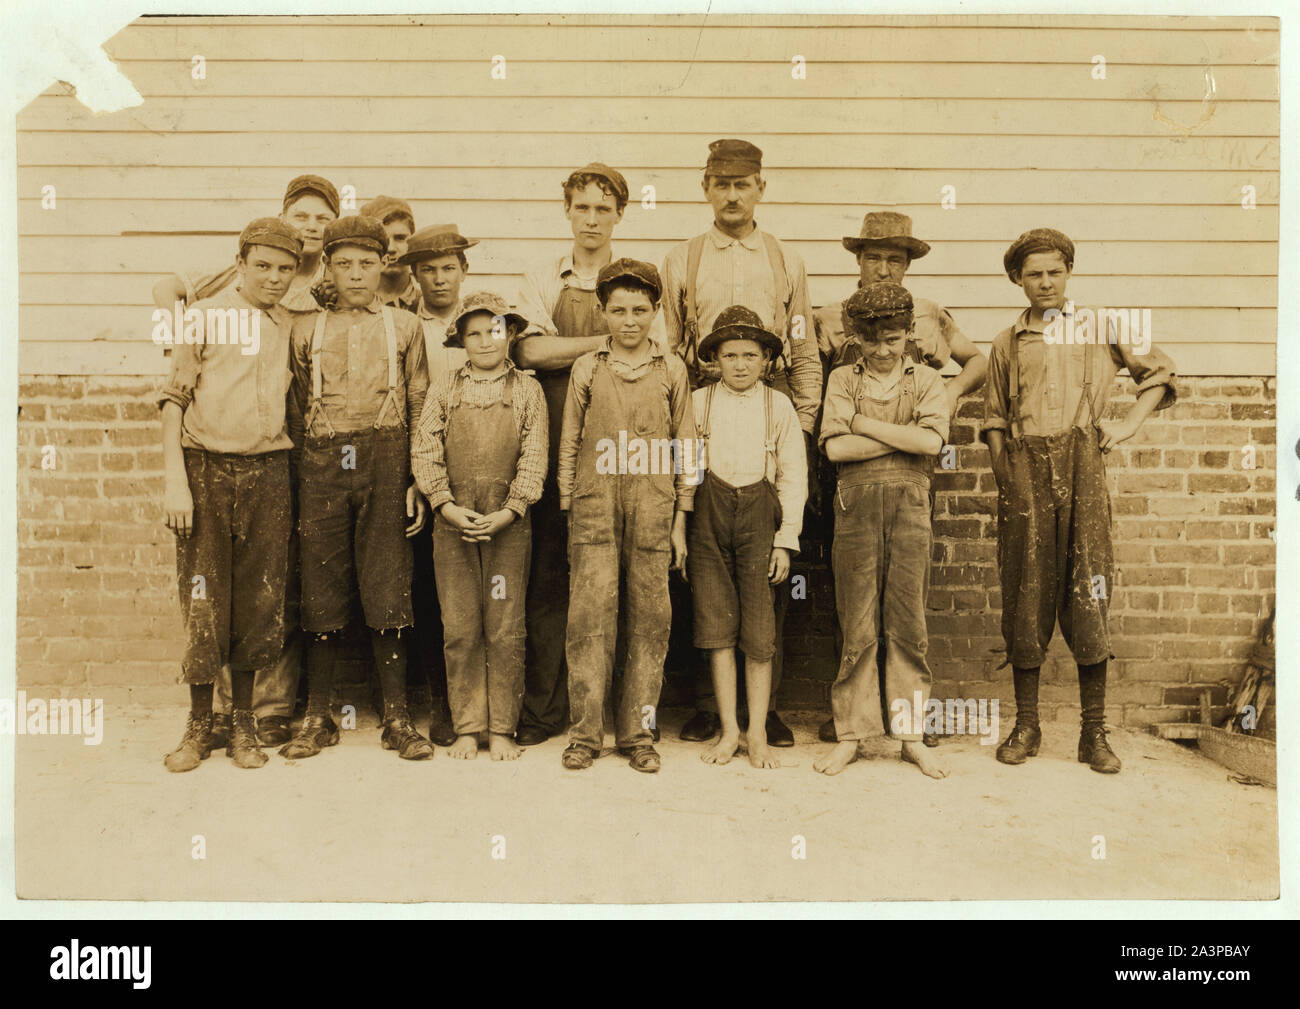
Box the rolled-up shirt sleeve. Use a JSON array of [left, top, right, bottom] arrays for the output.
[[158, 340, 202, 413], [980, 334, 1013, 444], [504, 375, 549, 517], [818, 366, 857, 450], [515, 265, 560, 338], [913, 366, 951, 444], [1112, 337, 1177, 412]]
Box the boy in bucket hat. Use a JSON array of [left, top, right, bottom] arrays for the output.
[[159, 217, 303, 771], [557, 259, 696, 773], [687, 306, 806, 769], [983, 228, 1177, 774], [411, 292, 546, 760], [281, 215, 434, 762], [396, 222, 480, 747], [816, 283, 950, 779]]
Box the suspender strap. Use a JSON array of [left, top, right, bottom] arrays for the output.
[[700, 383, 716, 441], [373, 305, 403, 430], [682, 234, 706, 371], [760, 231, 789, 351], [1008, 330, 1023, 441], [306, 310, 336, 439], [1072, 340, 1098, 428], [763, 384, 778, 483]]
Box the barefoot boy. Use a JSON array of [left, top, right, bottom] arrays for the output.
[[816, 283, 949, 779], [411, 292, 547, 761], [281, 215, 433, 762], [160, 217, 302, 771], [558, 259, 695, 773], [688, 307, 806, 769], [983, 229, 1177, 774]]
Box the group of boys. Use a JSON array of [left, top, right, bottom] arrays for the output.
[[157, 137, 1177, 779]]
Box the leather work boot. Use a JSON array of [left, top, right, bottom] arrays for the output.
[[209, 711, 232, 749], [164, 712, 214, 773], [228, 709, 269, 768], [258, 715, 293, 746], [1078, 725, 1122, 774], [381, 717, 435, 760], [995, 723, 1042, 765], [279, 715, 340, 759], [679, 710, 720, 741]]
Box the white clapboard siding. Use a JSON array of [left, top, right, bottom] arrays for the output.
[[17, 14, 1279, 376]]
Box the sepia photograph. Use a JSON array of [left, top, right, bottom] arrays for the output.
[[2, 5, 1288, 913]]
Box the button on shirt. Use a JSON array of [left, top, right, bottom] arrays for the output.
[[660, 224, 821, 434], [157, 286, 294, 455], [981, 304, 1178, 441], [410, 361, 548, 518], [288, 299, 428, 443], [693, 381, 807, 552], [415, 298, 469, 389], [815, 294, 959, 370], [557, 339, 696, 512]]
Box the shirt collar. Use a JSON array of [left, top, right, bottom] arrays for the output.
[[1014, 299, 1075, 336], [454, 358, 515, 380], [708, 222, 763, 251], [229, 285, 287, 326], [416, 298, 457, 324], [717, 378, 762, 399], [853, 356, 914, 377], [559, 249, 614, 291], [596, 335, 666, 361]]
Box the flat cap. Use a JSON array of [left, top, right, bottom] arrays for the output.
[[842, 211, 930, 260], [697, 304, 784, 363], [706, 138, 763, 177], [596, 258, 663, 303], [845, 282, 914, 325], [566, 162, 629, 204], [238, 216, 303, 262], [1003, 228, 1075, 281], [445, 291, 529, 348], [397, 223, 479, 266], [360, 195, 415, 228], [322, 215, 389, 256], [282, 174, 340, 216]]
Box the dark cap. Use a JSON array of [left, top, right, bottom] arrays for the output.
[[445, 291, 529, 348], [842, 211, 930, 260], [322, 215, 389, 256], [596, 258, 662, 303], [565, 162, 629, 205], [397, 223, 479, 266], [282, 174, 340, 216], [238, 216, 303, 262], [706, 138, 763, 177], [845, 282, 914, 326], [360, 195, 415, 229], [697, 304, 784, 363], [1003, 228, 1075, 281]]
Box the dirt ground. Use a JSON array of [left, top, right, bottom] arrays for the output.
[[15, 706, 1278, 905]]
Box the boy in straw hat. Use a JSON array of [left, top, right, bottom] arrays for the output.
[[411, 292, 546, 760], [983, 228, 1176, 774], [687, 306, 806, 769], [816, 282, 950, 779]]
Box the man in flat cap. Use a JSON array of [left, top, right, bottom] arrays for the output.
[[281, 215, 434, 762], [396, 222, 480, 747], [660, 138, 821, 749], [813, 210, 988, 745], [150, 172, 341, 751], [512, 162, 651, 747], [361, 195, 421, 312], [159, 218, 304, 771]]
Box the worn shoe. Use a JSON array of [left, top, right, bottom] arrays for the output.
[[818, 717, 837, 743], [1078, 725, 1122, 774], [620, 744, 661, 774], [258, 715, 292, 746], [210, 711, 232, 749], [381, 717, 435, 760], [278, 715, 340, 759], [228, 709, 268, 769], [428, 698, 458, 747], [765, 711, 795, 748], [562, 743, 597, 770], [679, 710, 720, 742], [164, 712, 213, 772], [995, 724, 1042, 765], [515, 724, 551, 747]]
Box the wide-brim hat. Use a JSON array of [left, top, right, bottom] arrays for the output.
[[841, 211, 930, 259], [397, 223, 479, 266], [696, 304, 784, 362], [445, 291, 528, 348]]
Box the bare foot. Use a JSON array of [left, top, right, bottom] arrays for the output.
[[449, 734, 479, 760], [746, 731, 780, 769], [701, 730, 741, 765], [901, 740, 949, 778], [490, 733, 523, 761], [813, 740, 858, 775]]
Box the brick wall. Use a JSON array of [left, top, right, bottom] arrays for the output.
[[16, 375, 1276, 725]]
